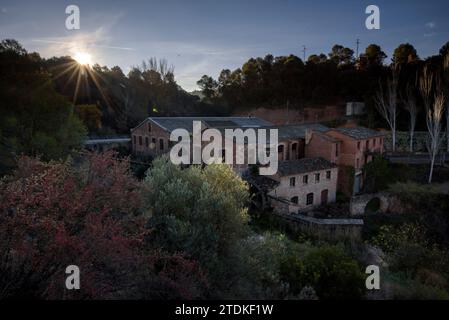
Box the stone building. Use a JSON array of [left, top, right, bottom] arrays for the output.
[[130, 116, 272, 158], [131, 117, 384, 196], [265, 158, 338, 213]]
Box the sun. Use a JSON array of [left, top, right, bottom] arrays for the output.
[[74, 52, 92, 65]]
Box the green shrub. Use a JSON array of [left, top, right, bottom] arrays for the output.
[[300, 245, 366, 300]]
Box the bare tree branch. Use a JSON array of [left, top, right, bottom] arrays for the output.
[[375, 67, 398, 152], [401, 83, 418, 152]]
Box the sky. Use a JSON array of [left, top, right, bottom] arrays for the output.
[[1, 0, 449, 91]]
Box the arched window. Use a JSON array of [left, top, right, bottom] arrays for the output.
[[291, 196, 298, 204]]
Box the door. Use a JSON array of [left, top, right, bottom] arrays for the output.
[[321, 189, 328, 205]]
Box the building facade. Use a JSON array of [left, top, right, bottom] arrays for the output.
[[267, 158, 338, 213], [131, 117, 384, 197]]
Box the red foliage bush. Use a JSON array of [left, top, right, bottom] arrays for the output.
[[0, 151, 207, 299]]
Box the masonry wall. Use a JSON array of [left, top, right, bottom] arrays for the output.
[[270, 211, 363, 242], [131, 120, 171, 157], [233, 105, 345, 125], [268, 166, 338, 212], [326, 130, 384, 171], [305, 133, 339, 164]]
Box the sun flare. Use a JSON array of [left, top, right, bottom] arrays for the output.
[[74, 52, 92, 65]]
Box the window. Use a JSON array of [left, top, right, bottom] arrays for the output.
[[373, 138, 376, 147], [303, 175, 308, 184], [291, 196, 298, 204], [315, 173, 320, 183], [278, 145, 284, 153], [326, 170, 331, 180], [292, 143, 297, 151], [306, 193, 314, 205], [148, 123, 152, 132], [335, 144, 339, 157], [159, 138, 164, 150], [356, 158, 360, 168], [145, 137, 149, 147], [133, 135, 136, 145], [357, 141, 361, 150], [138, 136, 142, 146], [152, 137, 156, 144], [290, 177, 296, 187], [366, 140, 369, 149]]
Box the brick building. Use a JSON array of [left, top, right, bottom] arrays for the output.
[[306, 127, 385, 195], [130, 116, 272, 158], [131, 117, 384, 198]]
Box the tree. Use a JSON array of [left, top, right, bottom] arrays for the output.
[[307, 54, 328, 64], [142, 157, 249, 296], [425, 93, 445, 184], [0, 40, 87, 174], [329, 45, 355, 66], [444, 54, 449, 153], [365, 44, 387, 67], [74, 104, 102, 133], [393, 43, 418, 65], [375, 67, 399, 152], [197, 75, 218, 100], [440, 41, 449, 57], [420, 66, 445, 183], [363, 155, 393, 192], [402, 83, 418, 152]]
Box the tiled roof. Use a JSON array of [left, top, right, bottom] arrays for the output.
[[243, 174, 280, 192], [277, 157, 337, 176], [145, 117, 273, 133], [263, 123, 329, 140], [332, 127, 385, 140]]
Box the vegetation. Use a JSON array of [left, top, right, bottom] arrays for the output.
[[2, 36, 449, 300], [1, 153, 367, 299], [0, 39, 87, 175]]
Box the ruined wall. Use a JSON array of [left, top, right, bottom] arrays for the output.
[[349, 192, 393, 216], [305, 134, 339, 164], [271, 211, 363, 242], [233, 105, 345, 125]]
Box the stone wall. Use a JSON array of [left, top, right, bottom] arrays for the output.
[[271, 211, 363, 241], [233, 105, 345, 125], [349, 192, 392, 216], [384, 131, 448, 153]]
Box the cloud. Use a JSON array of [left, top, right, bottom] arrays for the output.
[[425, 22, 436, 29]]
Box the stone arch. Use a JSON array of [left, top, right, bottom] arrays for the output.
[[349, 192, 391, 216]]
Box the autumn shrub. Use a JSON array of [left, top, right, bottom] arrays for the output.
[[0, 151, 207, 299]]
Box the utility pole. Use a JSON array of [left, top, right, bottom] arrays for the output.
[[302, 45, 306, 62], [356, 39, 360, 59]]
